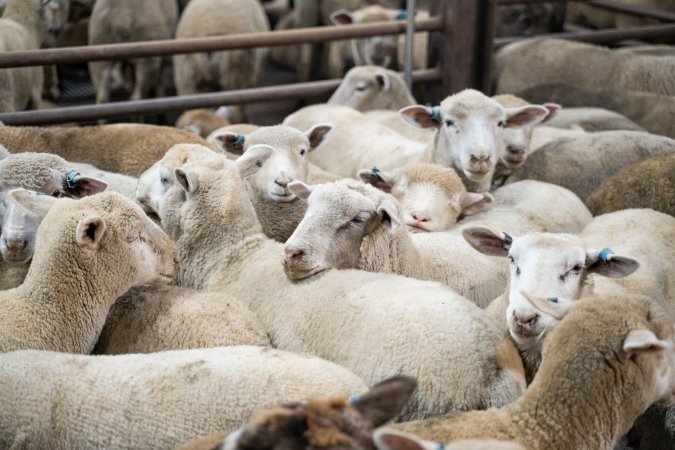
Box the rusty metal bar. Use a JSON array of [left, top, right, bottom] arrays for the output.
[[585, 0, 675, 22], [0, 69, 442, 126], [494, 22, 675, 48], [0, 17, 443, 69]]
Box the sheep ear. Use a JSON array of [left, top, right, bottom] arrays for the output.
[[373, 429, 432, 450], [504, 105, 549, 128], [586, 248, 639, 278], [331, 9, 354, 25], [351, 376, 417, 426], [76, 215, 107, 250], [399, 105, 441, 129], [375, 71, 390, 90], [540, 103, 561, 124], [305, 123, 334, 150], [357, 168, 395, 193], [237, 144, 274, 178], [460, 192, 493, 216], [213, 131, 246, 155], [174, 167, 198, 194], [462, 226, 512, 257], [623, 329, 670, 356], [65, 174, 108, 198], [9, 189, 58, 218], [377, 198, 400, 232], [214, 106, 231, 119], [288, 181, 314, 201]]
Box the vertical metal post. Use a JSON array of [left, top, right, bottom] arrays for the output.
[[404, 0, 417, 91]]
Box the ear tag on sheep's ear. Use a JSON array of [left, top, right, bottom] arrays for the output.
[[547, 297, 558, 303], [371, 166, 382, 180], [66, 171, 81, 190], [233, 134, 245, 145], [349, 394, 362, 404], [395, 9, 406, 19], [502, 232, 513, 245], [599, 248, 614, 264], [435, 444, 445, 450], [429, 107, 441, 123]]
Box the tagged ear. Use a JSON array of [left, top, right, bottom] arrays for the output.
[[305, 123, 334, 150], [399, 105, 441, 129], [375, 71, 390, 90], [586, 248, 639, 278], [288, 180, 314, 201], [351, 376, 417, 426], [65, 173, 108, 198], [540, 103, 561, 124], [174, 167, 198, 194], [236, 144, 274, 178], [373, 429, 433, 450], [9, 188, 58, 218], [357, 167, 395, 193], [377, 198, 401, 232], [623, 329, 670, 356], [462, 226, 512, 257], [331, 9, 354, 25], [504, 105, 549, 128], [213, 131, 246, 155], [460, 192, 493, 216], [75, 215, 107, 250]]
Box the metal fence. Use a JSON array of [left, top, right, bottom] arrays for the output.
[[0, 0, 672, 125]]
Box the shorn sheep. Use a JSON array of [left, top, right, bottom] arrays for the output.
[[0, 190, 179, 353], [177, 376, 417, 450], [0, 346, 368, 449], [140, 145, 527, 421], [385, 294, 675, 450]]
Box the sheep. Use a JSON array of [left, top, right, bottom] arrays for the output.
[[177, 376, 417, 450], [400, 89, 549, 192], [357, 163, 493, 233], [544, 107, 646, 132], [463, 208, 675, 380], [175, 107, 231, 138], [328, 65, 416, 112], [0, 346, 368, 450], [381, 294, 675, 450], [0, 0, 61, 112], [88, 0, 178, 107], [174, 0, 269, 123], [41, 0, 71, 101], [363, 110, 435, 142], [504, 131, 675, 200], [375, 431, 526, 450], [567, 0, 674, 31], [0, 189, 178, 353], [93, 284, 270, 354], [0, 123, 222, 177], [585, 152, 675, 217], [141, 145, 527, 421], [68, 161, 138, 200], [495, 39, 675, 97], [514, 83, 675, 138], [329, 6, 429, 76], [527, 125, 590, 154]]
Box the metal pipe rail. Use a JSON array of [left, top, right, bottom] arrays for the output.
[[0, 17, 443, 69], [0, 69, 442, 126]]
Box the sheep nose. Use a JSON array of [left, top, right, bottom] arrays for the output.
[[283, 246, 304, 263], [49, 24, 62, 34], [514, 312, 539, 329], [275, 178, 289, 188], [411, 212, 430, 222], [507, 146, 525, 156], [3, 237, 27, 252], [470, 154, 491, 164]]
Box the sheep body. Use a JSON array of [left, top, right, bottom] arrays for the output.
[[585, 152, 675, 217], [544, 107, 645, 132], [93, 284, 271, 354], [504, 131, 675, 200], [0, 346, 368, 450], [175, 108, 231, 138]]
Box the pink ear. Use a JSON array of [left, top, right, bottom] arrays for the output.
[[213, 131, 246, 155], [331, 10, 354, 25], [399, 105, 441, 129], [504, 105, 550, 128], [540, 103, 561, 123], [623, 329, 669, 355], [288, 181, 314, 200]]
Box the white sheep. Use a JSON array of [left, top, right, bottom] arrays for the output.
[[0, 190, 178, 353], [382, 294, 675, 450], [504, 130, 675, 200], [88, 0, 178, 106], [93, 284, 271, 354], [0, 346, 368, 449], [0, 0, 61, 111], [328, 65, 416, 112], [496, 38, 675, 97], [0, 123, 223, 177], [141, 146, 527, 421], [544, 106, 646, 132], [174, 0, 269, 122], [175, 107, 231, 138]]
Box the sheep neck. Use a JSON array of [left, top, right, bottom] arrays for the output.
[[4, 1, 46, 45], [357, 221, 424, 278]]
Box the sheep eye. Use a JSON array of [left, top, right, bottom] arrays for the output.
[[127, 233, 141, 242], [351, 216, 365, 224], [160, 177, 169, 184], [571, 264, 584, 273], [516, 266, 521, 276], [355, 85, 366, 92], [444, 120, 454, 127], [51, 190, 62, 198], [300, 149, 306, 156], [498, 121, 506, 127], [508, 255, 514, 263]]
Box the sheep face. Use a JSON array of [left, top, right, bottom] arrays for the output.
[[0, 190, 43, 266], [328, 66, 396, 111], [332, 7, 399, 68], [498, 103, 559, 169], [283, 180, 399, 280], [463, 229, 639, 351], [401, 90, 549, 185], [42, 0, 69, 37]]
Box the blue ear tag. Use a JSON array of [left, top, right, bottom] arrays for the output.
[[599, 248, 614, 264], [435, 444, 445, 450], [349, 394, 362, 404], [547, 297, 558, 303], [502, 232, 513, 246], [429, 107, 441, 123], [370, 166, 382, 180], [233, 134, 245, 145], [395, 9, 406, 19], [35, 192, 45, 196], [66, 171, 80, 190]]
